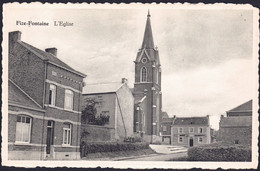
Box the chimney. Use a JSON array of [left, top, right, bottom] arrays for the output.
[[45, 48, 57, 56], [9, 31, 21, 42], [121, 78, 128, 84]]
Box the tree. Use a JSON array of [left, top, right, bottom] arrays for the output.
[[82, 97, 110, 126], [81, 97, 97, 124]]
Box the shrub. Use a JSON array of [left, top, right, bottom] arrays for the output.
[[124, 135, 143, 143], [187, 143, 251, 161], [83, 142, 149, 155]]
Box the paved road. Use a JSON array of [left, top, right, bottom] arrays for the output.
[[117, 152, 187, 161]]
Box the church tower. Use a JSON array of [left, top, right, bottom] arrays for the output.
[[133, 11, 162, 143]]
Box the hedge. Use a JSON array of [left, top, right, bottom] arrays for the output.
[[188, 143, 251, 161], [81, 142, 149, 155]]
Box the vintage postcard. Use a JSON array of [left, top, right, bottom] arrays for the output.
[[2, 3, 259, 169]]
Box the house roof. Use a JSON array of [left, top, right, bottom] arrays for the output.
[[162, 112, 169, 118], [19, 41, 86, 77], [162, 117, 174, 123], [173, 116, 209, 126], [82, 82, 124, 95], [8, 80, 43, 110], [220, 116, 252, 127], [227, 100, 252, 112]]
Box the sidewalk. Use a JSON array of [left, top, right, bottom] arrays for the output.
[[149, 144, 188, 154]]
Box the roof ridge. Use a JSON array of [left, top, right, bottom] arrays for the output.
[[9, 79, 43, 108], [19, 41, 45, 60], [227, 99, 253, 112], [19, 41, 86, 77]]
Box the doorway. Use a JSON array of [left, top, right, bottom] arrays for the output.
[[46, 121, 54, 155], [189, 138, 194, 147]]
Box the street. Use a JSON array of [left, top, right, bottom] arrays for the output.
[[116, 152, 187, 161]]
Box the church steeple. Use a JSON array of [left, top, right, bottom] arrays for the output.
[[141, 10, 154, 49]]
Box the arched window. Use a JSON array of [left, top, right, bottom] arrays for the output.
[[140, 67, 147, 82], [16, 115, 32, 143]]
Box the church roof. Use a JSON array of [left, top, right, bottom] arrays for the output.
[[173, 116, 209, 126], [227, 100, 252, 112], [82, 82, 124, 95], [135, 11, 160, 65], [8, 80, 43, 110], [220, 116, 252, 127], [134, 95, 146, 104], [141, 11, 154, 49]]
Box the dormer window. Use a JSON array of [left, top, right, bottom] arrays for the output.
[[141, 67, 147, 82]]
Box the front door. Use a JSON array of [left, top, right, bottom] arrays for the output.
[[46, 121, 54, 155], [189, 138, 194, 147]]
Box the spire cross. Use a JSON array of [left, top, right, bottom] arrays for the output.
[[148, 10, 151, 17]]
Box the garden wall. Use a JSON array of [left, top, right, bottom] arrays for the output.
[[81, 124, 115, 142]]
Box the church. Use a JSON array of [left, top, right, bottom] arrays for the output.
[[133, 11, 163, 143]]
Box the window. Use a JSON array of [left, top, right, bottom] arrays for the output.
[[178, 127, 183, 133], [141, 67, 147, 82], [64, 89, 74, 110], [178, 137, 183, 143], [16, 115, 31, 143], [198, 137, 203, 143], [49, 84, 56, 106], [63, 123, 72, 145], [198, 127, 203, 133], [141, 58, 147, 64], [163, 126, 167, 132], [189, 127, 194, 133]]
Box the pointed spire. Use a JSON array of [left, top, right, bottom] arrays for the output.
[[141, 10, 154, 49]]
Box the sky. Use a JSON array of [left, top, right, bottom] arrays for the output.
[[4, 4, 257, 129]]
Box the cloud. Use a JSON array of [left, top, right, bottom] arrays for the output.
[[162, 58, 254, 129]]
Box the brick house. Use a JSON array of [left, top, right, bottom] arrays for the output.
[[218, 100, 252, 146], [133, 11, 163, 143], [81, 78, 134, 142], [171, 116, 211, 147], [8, 80, 46, 160], [161, 116, 174, 144], [8, 31, 86, 160]]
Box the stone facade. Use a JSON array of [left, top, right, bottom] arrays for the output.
[[82, 80, 134, 142], [8, 31, 86, 160], [133, 11, 162, 143], [171, 116, 211, 147]]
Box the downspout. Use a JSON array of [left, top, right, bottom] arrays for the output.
[[76, 81, 82, 159], [41, 60, 48, 160], [115, 93, 127, 139]]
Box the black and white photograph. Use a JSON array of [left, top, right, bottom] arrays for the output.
[[2, 3, 259, 169]]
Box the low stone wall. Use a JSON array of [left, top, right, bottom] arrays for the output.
[[81, 124, 115, 143]]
